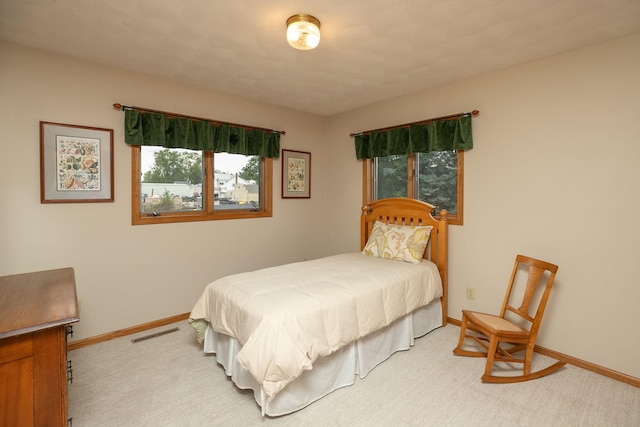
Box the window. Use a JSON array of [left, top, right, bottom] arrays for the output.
[[132, 146, 272, 225], [363, 150, 464, 225]]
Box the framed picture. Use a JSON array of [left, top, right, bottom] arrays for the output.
[[282, 149, 311, 199], [40, 121, 114, 203]]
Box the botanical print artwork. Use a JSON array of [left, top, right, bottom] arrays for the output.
[[287, 157, 306, 192], [56, 136, 101, 191]]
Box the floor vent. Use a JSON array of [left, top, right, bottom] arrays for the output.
[[131, 327, 180, 343]]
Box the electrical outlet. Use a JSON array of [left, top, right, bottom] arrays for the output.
[[466, 288, 475, 300]]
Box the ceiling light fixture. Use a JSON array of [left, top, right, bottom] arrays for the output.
[[286, 14, 321, 50]]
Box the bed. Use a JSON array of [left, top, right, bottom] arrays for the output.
[[189, 197, 448, 416]]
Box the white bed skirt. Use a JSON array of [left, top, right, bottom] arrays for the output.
[[202, 298, 443, 416]]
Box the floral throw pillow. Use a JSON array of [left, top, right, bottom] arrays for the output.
[[362, 221, 432, 264]]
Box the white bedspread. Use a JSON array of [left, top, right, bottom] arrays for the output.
[[189, 253, 442, 400]]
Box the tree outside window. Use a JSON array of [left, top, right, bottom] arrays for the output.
[[368, 151, 463, 225]]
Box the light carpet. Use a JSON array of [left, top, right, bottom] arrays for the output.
[[68, 321, 639, 426]]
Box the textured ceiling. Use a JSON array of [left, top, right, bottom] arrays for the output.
[[1, 0, 640, 116]]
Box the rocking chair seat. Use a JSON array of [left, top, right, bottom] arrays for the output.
[[464, 311, 526, 334]]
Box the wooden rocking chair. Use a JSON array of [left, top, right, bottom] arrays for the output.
[[453, 254, 566, 383]]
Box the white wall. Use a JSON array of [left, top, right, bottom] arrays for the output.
[[327, 32, 640, 379], [0, 41, 332, 341]]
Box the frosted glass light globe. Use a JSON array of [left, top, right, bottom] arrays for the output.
[[286, 14, 321, 50]]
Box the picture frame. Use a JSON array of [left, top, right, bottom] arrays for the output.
[[40, 121, 114, 203], [281, 149, 311, 199]]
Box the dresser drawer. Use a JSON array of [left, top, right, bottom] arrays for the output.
[[0, 333, 34, 364]]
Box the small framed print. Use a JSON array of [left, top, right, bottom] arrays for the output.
[[40, 121, 114, 203], [281, 149, 311, 199]]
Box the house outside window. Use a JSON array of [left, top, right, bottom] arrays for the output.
[[132, 146, 271, 225]]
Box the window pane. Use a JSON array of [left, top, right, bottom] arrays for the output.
[[140, 147, 203, 213], [213, 154, 261, 211], [374, 155, 408, 200], [416, 151, 457, 215]]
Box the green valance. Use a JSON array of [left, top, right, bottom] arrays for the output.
[[354, 114, 473, 160], [124, 110, 280, 158]]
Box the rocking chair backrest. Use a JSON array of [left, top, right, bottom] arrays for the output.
[[499, 255, 559, 337]]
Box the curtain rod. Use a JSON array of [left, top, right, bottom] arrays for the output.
[[112, 103, 286, 135], [349, 110, 479, 137]]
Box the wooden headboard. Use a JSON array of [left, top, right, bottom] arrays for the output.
[[360, 197, 448, 324]]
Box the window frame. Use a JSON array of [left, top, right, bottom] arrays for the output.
[[131, 146, 272, 225], [362, 150, 464, 225]]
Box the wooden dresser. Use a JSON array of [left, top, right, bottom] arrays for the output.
[[0, 268, 79, 427]]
